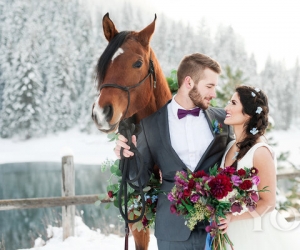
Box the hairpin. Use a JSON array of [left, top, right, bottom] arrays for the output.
[[256, 107, 262, 114], [254, 88, 260, 92], [250, 127, 259, 135], [251, 92, 256, 97]]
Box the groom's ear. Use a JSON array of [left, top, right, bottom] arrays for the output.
[[184, 76, 193, 89]]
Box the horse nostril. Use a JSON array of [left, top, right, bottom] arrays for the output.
[[103, 105, 113, 122]]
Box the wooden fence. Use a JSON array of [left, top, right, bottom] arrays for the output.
[[0, 156, 300, 239]]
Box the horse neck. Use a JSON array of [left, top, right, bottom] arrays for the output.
[[151, 49, 172, 109], [134, 49, 172, 124]]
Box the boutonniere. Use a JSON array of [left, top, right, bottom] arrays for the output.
[[212, 119, 223, 134]]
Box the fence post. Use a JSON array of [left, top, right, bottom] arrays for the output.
[[61, 155, 75, 240]]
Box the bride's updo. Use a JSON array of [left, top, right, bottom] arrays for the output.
[[235, 85, 269, 161]]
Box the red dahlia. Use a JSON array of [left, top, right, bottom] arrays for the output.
[[208, 174, 233, 199]]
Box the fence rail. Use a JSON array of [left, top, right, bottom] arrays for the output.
[[1, 156, 300, 239], [0, 195, 109, 211]]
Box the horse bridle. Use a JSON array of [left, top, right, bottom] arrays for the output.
[[99, 57, 156, 120]]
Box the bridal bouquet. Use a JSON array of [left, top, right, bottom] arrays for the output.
[[168, 164, 268, 250]]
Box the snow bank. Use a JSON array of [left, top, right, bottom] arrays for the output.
[[19, 216, 158, 250]]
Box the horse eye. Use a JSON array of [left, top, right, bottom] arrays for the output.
[[132, 60, 142, 68]]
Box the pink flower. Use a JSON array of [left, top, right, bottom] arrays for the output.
[[231, 175, 242, 186], [252, 176, 260, 185], [190, 194, 200, 203], [167, 193, 175, 202]]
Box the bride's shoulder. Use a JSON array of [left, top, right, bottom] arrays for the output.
[[251, 140, 275, 159]]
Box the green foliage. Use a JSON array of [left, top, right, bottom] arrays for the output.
[[166, 69, 178, 94]]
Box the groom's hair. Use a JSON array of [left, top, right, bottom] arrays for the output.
[[177, 53, 221, 88]]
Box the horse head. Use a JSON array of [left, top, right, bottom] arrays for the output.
[[92, 13, 170, 133]]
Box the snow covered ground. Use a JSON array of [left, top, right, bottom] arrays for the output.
[[0, 127, 300, 250], [19, 216, 158, 250]]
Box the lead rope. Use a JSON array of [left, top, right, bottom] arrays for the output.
[[118, 119, 145, 250]]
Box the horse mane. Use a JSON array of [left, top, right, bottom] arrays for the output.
[[96, 31, 130, 91]]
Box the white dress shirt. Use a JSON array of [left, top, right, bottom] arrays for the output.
[[167, 95, 214, 172]]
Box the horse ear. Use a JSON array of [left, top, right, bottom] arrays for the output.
[[102, 13, 119, 42], [138, 14, 157, 47]]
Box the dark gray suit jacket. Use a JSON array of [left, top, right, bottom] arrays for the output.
[[133, 101, 234, 242]]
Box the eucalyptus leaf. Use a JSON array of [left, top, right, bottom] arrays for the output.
[[136, 221, 144, 232], [94, 200, 101, 206], [143, 186, 151, 192], [133, 210, 141, 216], [105, 203, 111, 209], [131, 222, 137, 232], [129, 211, 134, 220], [146, 212, 153, 220]]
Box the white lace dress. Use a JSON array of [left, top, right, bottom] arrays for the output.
[[221, 140, 300, 250]]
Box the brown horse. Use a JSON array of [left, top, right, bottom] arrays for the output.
[[92, 13, 172, 250]]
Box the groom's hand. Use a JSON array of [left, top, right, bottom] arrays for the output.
[[114, 134, 136, 159]]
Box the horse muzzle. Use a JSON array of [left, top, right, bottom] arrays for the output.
[[91, 102, 120, 133]]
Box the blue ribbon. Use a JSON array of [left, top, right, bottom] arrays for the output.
[[205, 233, 213, 250]]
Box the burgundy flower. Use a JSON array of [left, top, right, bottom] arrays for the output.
[[239, 180, 253, 190], [237, 169, 246, 177], [170, 204, 177, 214], [205, 221, 218, 237], [246, 202, 257, 212], [188, 179, 196, 189], [249, 191, 259, 202], [231, 202, 243, 213], [183, 188, 191, 198], [142, 216, 149, 227], [108, 191, 114, 198], [192, 170, 208, 178], [208, 174, 233, 199], [250, 167, 259, 176], [223, 166, 236, 175]]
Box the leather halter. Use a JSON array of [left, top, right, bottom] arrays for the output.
[[99, 58, 156, 120]]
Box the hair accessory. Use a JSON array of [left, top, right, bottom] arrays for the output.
[[256, 107, 262, 114], [254, 88, 260, 92], [251, 92, 256, 97], [250, 127, 259, 135]]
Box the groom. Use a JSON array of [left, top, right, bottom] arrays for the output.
[[114, 53, 234, 250]]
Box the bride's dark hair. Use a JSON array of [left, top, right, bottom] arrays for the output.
[[235, 85, 269, 161]]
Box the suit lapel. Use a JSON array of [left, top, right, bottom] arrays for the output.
[[157, 103, 187, 170], [195, 108, 218, 171]]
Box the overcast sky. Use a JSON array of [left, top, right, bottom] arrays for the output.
[[140, 0, 300, 72]]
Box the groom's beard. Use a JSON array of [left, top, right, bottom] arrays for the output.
[[189, 86, 209, 110]]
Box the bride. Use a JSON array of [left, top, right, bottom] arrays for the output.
[[217, 85, 300, 249]]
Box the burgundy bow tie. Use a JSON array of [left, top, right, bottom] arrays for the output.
[[177, 107, 201, 119]]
